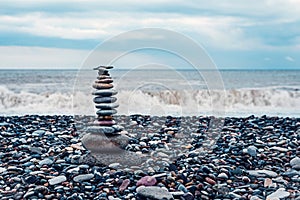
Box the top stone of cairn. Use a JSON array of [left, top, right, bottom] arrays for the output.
[[93, 66, 114, 70]]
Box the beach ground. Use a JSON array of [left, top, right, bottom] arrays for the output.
[[0, 115, 299, 199]]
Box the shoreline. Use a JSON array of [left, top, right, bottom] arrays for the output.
[[0, 115, 299, 199]]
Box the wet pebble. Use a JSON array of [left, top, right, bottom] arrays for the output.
[[267, 188, 290, 200], [73, 174, 94, 182], [247, 170, 278, 178], [48, 175, 67, 185], [290, 157, 300, 170], [136, 186, 174, 200]]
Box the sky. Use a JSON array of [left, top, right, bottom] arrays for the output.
[[0, 0, 299, 69]]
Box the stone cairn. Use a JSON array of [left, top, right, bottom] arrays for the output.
[[81, 66, 141, 166], [91, 65, 121, 136]]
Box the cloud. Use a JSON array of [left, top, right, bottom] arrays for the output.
[[0, 12, 268, 51], [0, 46, 88, 69], [0, 0, 299, 69], [0, 0, 299, 51], [285, 56, 295, 62], [0, 46, 184, 70]]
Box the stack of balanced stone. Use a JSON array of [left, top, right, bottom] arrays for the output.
[[90, 65, 122, 136], [81, 65, 142, 167]]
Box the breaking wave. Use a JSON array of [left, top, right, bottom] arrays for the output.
[[0, 86, 299, 116]]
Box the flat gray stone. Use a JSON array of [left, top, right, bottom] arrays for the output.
[[263, 125, 274, 130], [29, 147, 42, 154], [267, 188, 290, 200], [96, 109, 117, 116], [73, 174, 94, 182], [108, 163, 121, 169], [269, 146, 289, 152], [290, 157, 300, 167], [48, 175, 66, 185], [0, 167, 7, 174], [94, 97, 117, 104], [92, 89, 117, 96], [95, 103, 119, 109], [93, 65, 113, 70], [136, 186, 174, 200], [247, 170, 278, 178], [87, 126, 115, 134], [32, 130, 45, 136], [39, 158, 53, 166]]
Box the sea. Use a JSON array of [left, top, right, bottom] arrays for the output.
[[0, 69, 299, 117]]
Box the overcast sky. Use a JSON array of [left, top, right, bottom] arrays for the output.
[[0, 0, 299, 69]]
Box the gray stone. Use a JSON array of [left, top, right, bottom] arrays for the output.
[[108, 163, 120, 169], [263, 125, 274, 130], [32, 130, 45, 136], [290, 157, 300, 167], [266, 188, 290, 200], [292, 164, 300, 170], [29, 147, 43, 154], [247, 170, 278, 178], [94, 65, 113, 70], [81, 133, 123, 153], [152, 173, 167, 178], [92, 89, 118, 96], [39, 158, 53, 166], [96, 109, 117, 116], [95, 103, 119, 109], [136, 186, 174, 200], [7, 166, 23, 172], [217, 172, 228, 179], [94, 97, 117, 104], [108, 196, 121, 200], [249, 196, 262, 200], [67, 167, 80, 173], [247, 145, 257, 156], [30, 171, 45, 175], [73, 174, 94, 182], [87, 126, 115, 134], [48, 175, 67, 185], [282, 169, 300, 177], [0, 167, 6, 174], [269, 146, 289, 152]]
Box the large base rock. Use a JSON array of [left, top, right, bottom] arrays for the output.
[[81, 133, 144, 167]]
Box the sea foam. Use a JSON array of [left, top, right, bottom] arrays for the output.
[[0, 85, 299, 116]]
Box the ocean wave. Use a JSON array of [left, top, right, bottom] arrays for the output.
[[0, 86, 73, 115], [0, 86, 299, 116]]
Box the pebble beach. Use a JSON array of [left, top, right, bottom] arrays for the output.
[[0, 114, 299, 200]]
